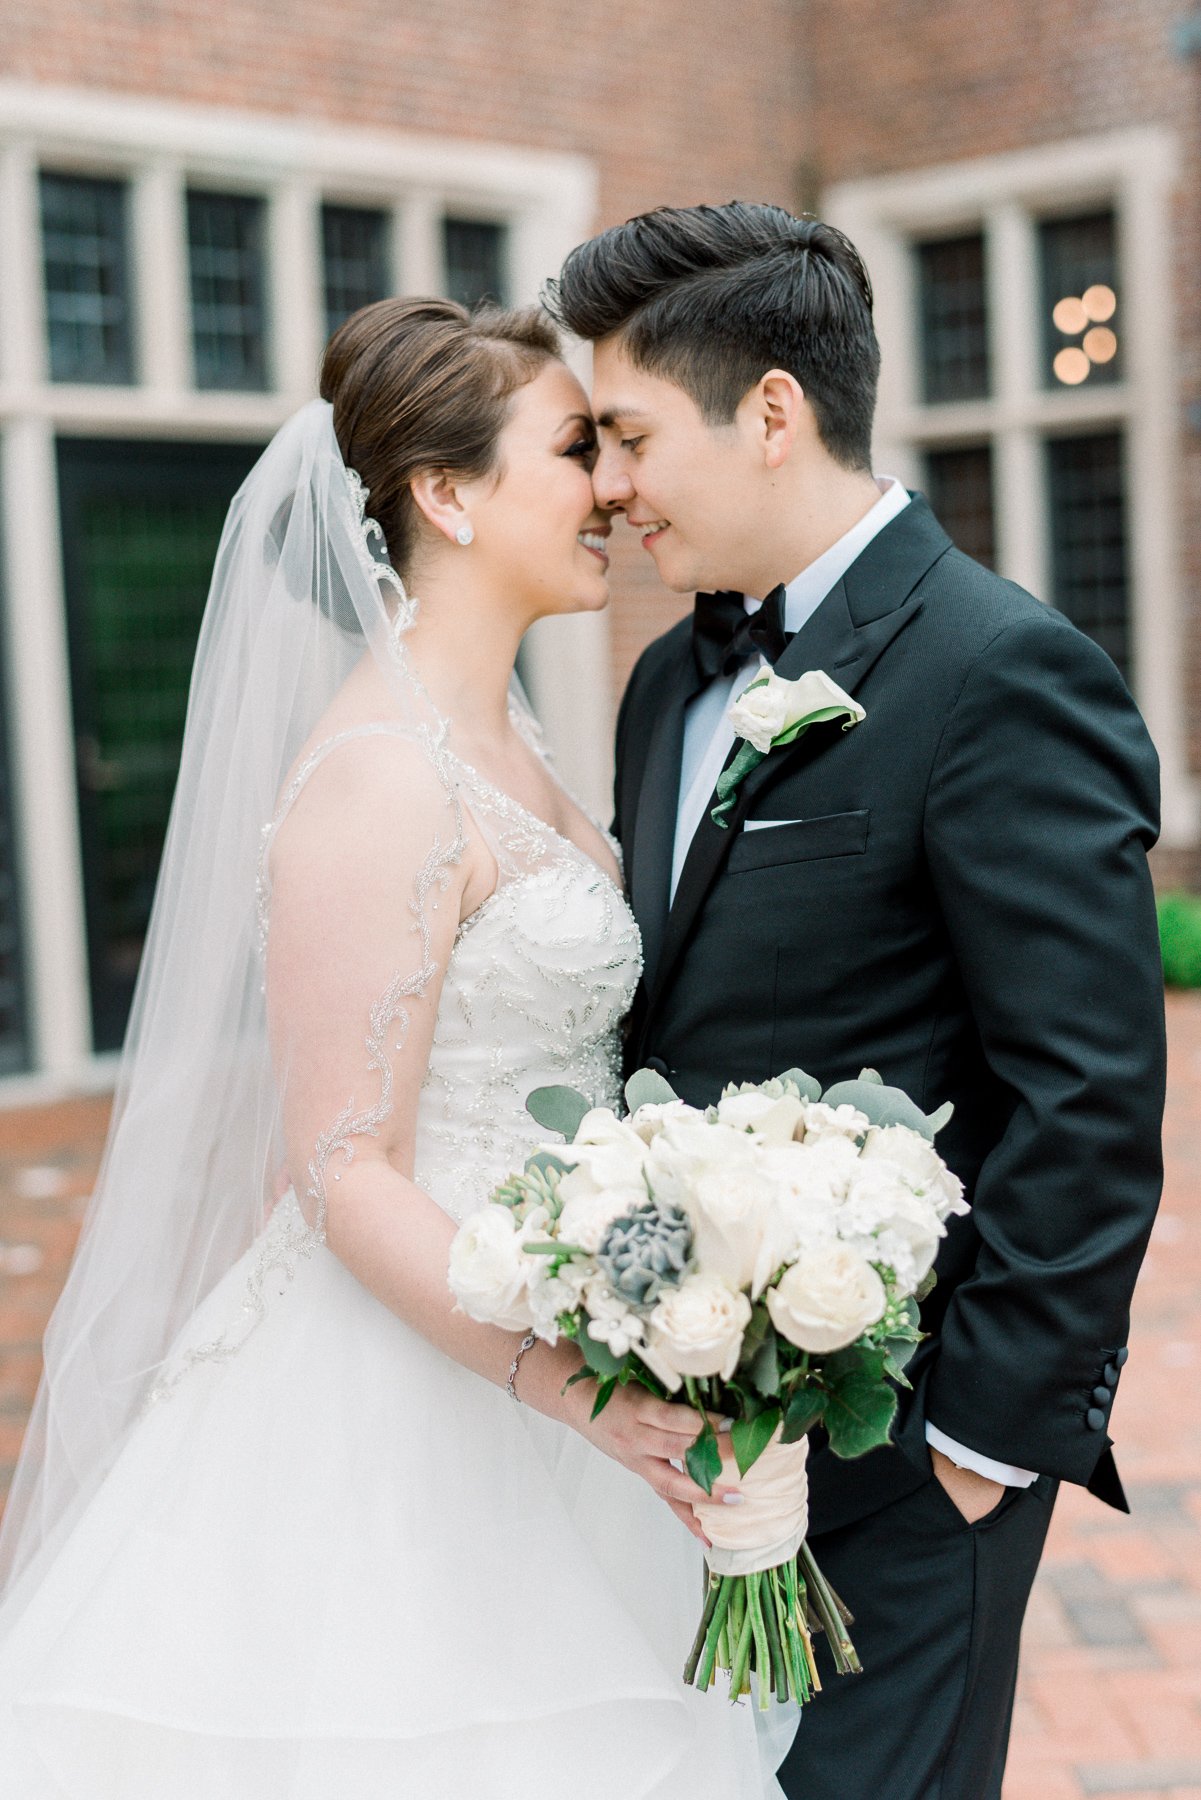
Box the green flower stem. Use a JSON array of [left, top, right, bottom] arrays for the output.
[[694, 1575, 735, 1690], [800, 1542, 861, 1675], [761, 1568, 790, 1700], [747, 1573, 772, 1708], [729, 1584, 756, 1697], [683, 1573, 722, 1686]]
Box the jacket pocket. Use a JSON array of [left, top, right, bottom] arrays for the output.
[[727, 808, 869, 873]]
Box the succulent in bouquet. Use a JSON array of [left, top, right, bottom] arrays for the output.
[[448, 1063, 968, 1711]]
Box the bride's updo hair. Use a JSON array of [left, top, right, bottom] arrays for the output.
[[320, 297, 561, 573]]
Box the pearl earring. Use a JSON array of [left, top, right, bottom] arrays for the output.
[[455, 522, 474, 546]]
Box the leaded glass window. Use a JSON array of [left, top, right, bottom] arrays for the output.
[[1046, 432, 1130, 679], [40, 172, 134, 384], [186, 190, 269, 391], [442, 217, 508, 309], [322, 204, 390, 338], [1040, 212, 1120, 390], [924, 445, 996, 569], [915, 233, 990, 403]]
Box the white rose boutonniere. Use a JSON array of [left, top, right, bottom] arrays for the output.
[[712, 667, 866, 827]]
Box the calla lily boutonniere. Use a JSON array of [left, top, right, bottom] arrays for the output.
[[711, 667, 866, 828]]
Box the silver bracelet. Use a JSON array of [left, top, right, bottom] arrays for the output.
[[506, 1330, 537, 1402]]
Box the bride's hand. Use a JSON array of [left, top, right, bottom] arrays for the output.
[[572, 1380, 737, 1548]]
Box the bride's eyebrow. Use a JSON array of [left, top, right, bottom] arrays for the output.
[[558, 412, 596, 433]]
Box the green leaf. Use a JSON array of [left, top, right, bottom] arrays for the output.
[[525, 1085, 592, 1140], [925, 1101, 954, 1137], [590, 1375, 617, 1420], [774, 702, 863, 747], [561, 1367, 592, 1392], [731, 1405, 782, 1477], [524, 1149, 570, 1180], [900, 1296, 921, 1332], [773, 1067, 822, 1103], [780, 1384, 826, 1444], [882, 1352, 914, 1389], [915, 1268, 938, 1304], [578, 1323, 626, 1378], [685, 1421, 724, 1496], [823, 1371, 898, 1459], [748, 1332, 781, 1398], [624, 1067, 680, 1111]]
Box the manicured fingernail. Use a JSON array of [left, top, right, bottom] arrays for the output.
[[721, 1492, 745, 1506], [718, 1416, 734, 1432]]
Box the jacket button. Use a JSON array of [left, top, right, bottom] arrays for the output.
[[645, 1056, 669, 1077], [1092, 1386, 1112, 1407], [1103, 1363, 1119, 1387], [1115, 1346, 1129, 1367], [1086, 1407, 1108, 1431]]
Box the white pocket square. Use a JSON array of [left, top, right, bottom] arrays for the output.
[[742, 817, 806, 832]]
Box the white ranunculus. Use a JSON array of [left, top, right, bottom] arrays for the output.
[[838, 1165, 945, 1294], [765, 1242, 886, 1353], [646, 1273, 752, 1382], [859, 1125, 968, 1220], [448, 1203, 537, 1331], [644, 1115, 757, 1210], [791, 1133, 863, 1199], [556, 1182, 647, 1254], [729, 668, 866, 756], [627, 1098, 700, 1144], [756, 1144, 844, 1262], [801, 1101, 871, 1144]]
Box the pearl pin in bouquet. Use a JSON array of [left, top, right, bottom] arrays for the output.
[[448, 1064, 968, 1711]]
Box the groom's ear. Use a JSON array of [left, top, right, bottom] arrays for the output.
[[748, 370, 807, 471]]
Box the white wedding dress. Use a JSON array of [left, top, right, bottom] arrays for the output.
[[0, 723, 791, 1799]]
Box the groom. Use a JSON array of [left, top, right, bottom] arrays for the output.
[[547, 203, 1166, 1799]]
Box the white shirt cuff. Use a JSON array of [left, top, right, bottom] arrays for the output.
[[925, 1422, 1038, 1488]]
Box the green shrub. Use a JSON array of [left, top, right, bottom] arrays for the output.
[[1158, 890, 1201, 988]]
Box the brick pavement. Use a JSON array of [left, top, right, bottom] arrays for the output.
[[0, 1000, 1198, 1795]]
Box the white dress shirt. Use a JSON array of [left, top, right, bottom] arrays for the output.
[[669, 476, 1037, 1492]]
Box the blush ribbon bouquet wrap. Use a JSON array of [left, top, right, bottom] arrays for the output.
[[449, 1064, 968, 1711]]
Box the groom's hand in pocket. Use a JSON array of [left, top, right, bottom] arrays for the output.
[[930, 1446, 1006, 1524]]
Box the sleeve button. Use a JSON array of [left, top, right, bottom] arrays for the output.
[[1115, 1347, 1129, 1367], [1103, 1363, 1119, 1387], [1092, 1386, 1112, 1407], [1086, 1407, 1108, 1431]]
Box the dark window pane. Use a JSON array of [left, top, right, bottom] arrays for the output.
[[57, 438, 266, 1050], [1046, 432, 1130, 680], [915, 234, 990, 403], [1040, 211, 1120, 390], [924, 445, 995, 568], [187, 191, 269, 390], [442, 217, 507, 309], [40, 173, 134, 384], [322, 204, 390, 338], [0, 501, 28, 1071]]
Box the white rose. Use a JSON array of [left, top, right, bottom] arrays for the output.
[[859, 1125, 968, 1220], [556, 1182, 647, 1253], [791, 1133, 862, 1199], [728, 675, 792, 754], [448, 1204, 537, 1331], [716, 1088, 806, 1145], [627, 1098, 701, 1144], [839, 1165, 944, 1293], [644, 1115, 757, 1209], [687, 1156, 778, 1296], [550, 1110, 650, 1196], [757, 1143, 843, 1263], [801, 1101, 870, 1144], [729, 668, 866, 756], [765, 1243, 886, 1353], [645, 1273, 752, 1382]]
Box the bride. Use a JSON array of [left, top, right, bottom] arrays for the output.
[[0, 298, 796, 1796]]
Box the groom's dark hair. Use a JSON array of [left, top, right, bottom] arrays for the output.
[[545, 202, 879, 472]]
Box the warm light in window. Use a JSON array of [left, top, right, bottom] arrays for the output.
[[1083, 326, 1117, 364], [1082, 284, 1117, 322], [1053, 296, 1089, 334], [1053, 346, 1091, 385]]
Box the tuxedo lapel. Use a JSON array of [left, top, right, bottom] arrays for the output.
[[638, 496, 952, 1046], [627, 645, 704, 992]]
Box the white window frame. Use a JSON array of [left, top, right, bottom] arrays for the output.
[[826, 127, 1197, 853], [0, 80, 604, 1089]]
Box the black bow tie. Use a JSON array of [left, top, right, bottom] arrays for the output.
[[691, 584, 791, 682]]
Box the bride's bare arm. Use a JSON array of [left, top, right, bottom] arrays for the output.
[[265, 737, 724, 1542]]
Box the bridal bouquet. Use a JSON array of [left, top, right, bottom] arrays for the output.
[[448, 1064, 967, 1711]]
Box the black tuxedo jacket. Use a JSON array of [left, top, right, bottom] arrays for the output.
[[614, 496, 1166, 1533]]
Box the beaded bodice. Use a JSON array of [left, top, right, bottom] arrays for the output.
[[415, 758, 642, 1221]]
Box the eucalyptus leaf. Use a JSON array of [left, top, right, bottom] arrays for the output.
[[525, 1085, 592, 1140], [578, 1323, 625, 1378], [731, 1405, 782, 1478], [820, 1073, 938, 1141], [883, 1334, 919, 1374], [925, 1101, 955, 1137], [524, 1149, 571, 1180], [773, 1067, 822, 1103], [900, 1296, 921, 1332], [685, 1422, 724, 1496], [624, 1067, 681, 1111], [780, 1385, 827, 1443], [823, 1371, 898, 1459], [882, 1352, 914, 1390]]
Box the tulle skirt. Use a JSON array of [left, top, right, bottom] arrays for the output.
[[0, 1205, 795, 1797]]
